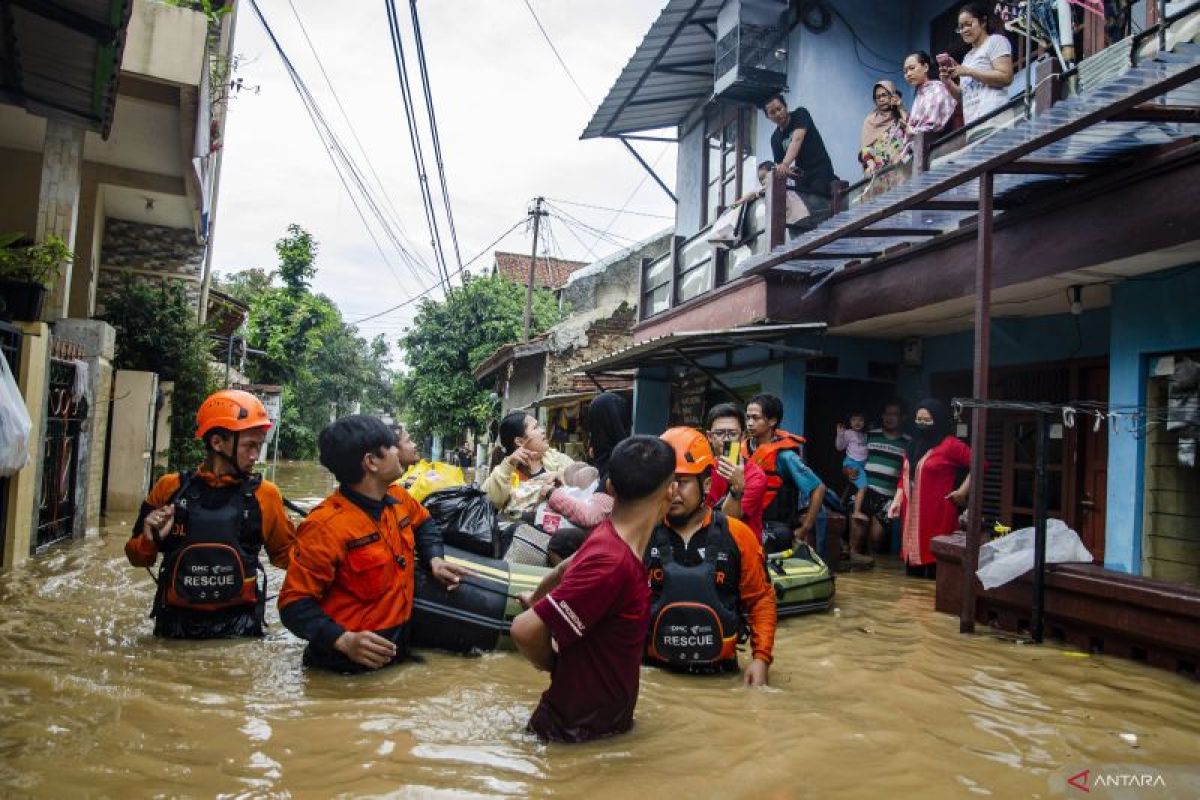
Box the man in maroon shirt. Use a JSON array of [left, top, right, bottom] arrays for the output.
[[705, 403, 768, 540], [510, 435, 676, 743]]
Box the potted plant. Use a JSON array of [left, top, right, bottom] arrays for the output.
[[0, 233, 73, 321]]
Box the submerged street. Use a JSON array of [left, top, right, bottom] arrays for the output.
[[0, 463, 1195, 798]]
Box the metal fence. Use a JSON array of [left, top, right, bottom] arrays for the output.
[[35, 342, 86, 550]]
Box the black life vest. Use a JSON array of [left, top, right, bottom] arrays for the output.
[[154, 472, 265, 628], [644, 513, 742, 666]]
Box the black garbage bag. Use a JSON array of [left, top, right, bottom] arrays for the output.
[[423, 486, 500, 557]]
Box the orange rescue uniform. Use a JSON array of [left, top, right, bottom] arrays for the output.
[[278, 485, 428, 636]]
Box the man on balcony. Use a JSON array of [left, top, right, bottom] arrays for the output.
[[763, 93, 837, 228]]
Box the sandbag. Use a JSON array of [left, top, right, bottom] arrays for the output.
[[976, 519, 1093, 590], [399, 459, 465, 502], [423, 486, 500, 557]]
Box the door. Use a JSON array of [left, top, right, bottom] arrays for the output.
[[1077, 366, 1108, 562]]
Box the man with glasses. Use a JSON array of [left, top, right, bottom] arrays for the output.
[[704, 402, 767, 540]]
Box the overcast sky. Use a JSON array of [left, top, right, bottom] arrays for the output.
[[212, 0, 676, 344]]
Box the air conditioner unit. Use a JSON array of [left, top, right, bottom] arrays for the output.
[[713, 0, 789, 103]]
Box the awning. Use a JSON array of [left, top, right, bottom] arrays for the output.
[[472, 338, 549, 382], [576, 323, 825, 375], [0, 0, 133, 138], [581, 0, 722, 139]]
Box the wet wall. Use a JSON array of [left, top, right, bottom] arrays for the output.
[[1107, 263, 1200, 575]]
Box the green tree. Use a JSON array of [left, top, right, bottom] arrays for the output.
[[216, 225, 397, 458], [276, 223, 316, 292], [397, 273, 561, 440], [99, 278, 217, 470]]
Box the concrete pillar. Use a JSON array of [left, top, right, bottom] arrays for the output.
[[106, 370, 158, 512], [632, 367, 671, 435], [52, 319, 115, 537], [2, 322, 50, 569], [68, 173, 104, 319], [36, 120, 86, 322], [760, 360, 808, 436]]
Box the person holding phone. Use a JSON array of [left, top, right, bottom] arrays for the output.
[[904, 51, 958, 138], [939, 2, 1014, 125], [704, 403, 767, 541]]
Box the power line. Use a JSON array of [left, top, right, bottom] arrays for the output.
[[284, 0, 413, 246], [546, 197, 674, 220], [408, 0, 463, 272], [247, 0, 437, 294], [522, 0, 591, 105], [580, 144, 671, 259], [346, 217, 528, 325], [384, 0, 451, 292]]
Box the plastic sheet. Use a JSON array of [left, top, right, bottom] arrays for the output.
[[976, 519, 1093, 590], [0, 353, 31, 476]]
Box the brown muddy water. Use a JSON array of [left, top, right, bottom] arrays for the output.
[[1, 461, 1198, 798]]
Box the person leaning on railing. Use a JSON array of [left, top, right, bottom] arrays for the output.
[[938, 1, 1014, 126], [858, 80, 907, 175]]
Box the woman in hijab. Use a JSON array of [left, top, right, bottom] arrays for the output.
[[586, 392, 631, 492], [888, 399, 974, 577], [858, 79, 907, 175]]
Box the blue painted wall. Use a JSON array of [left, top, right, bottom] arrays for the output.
[[1107, 264, 1200, 575], [915, 310, 1113, 397]]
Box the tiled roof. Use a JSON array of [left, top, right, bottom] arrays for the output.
[[493, 251, 588, 290]]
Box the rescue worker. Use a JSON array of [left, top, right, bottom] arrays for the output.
[[745, 393, 825, 554], [125, 389, 295, 639], [645, 427, 776, 686], [278, 415, 469, 673]]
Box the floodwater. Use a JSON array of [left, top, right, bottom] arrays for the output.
[[1, 462, 1198, 799]]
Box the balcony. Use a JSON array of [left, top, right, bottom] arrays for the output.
[[637, 1, 1200, 324], [121, 0, 210, 86]]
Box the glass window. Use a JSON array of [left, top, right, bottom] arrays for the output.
[[702, 106, 755, 227]]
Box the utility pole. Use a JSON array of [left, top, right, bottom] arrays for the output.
[[522, 196, 547, 342]]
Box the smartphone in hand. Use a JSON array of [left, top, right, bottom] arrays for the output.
[[725, 440, 741, 466]]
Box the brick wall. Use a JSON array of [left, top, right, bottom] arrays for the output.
[[95, 219, 205, 314], [546, 304, 637, 395], [37, 120, 85, 321]]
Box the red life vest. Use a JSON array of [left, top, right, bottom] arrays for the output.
[[747, 431, 806, 524]]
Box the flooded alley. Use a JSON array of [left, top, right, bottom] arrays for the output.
[[0, 463, 1195, 798]]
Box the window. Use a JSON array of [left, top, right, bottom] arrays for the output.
[[702, 104, 756, 227]]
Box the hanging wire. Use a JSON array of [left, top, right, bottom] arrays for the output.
[[247, 0, 438, 293], [408, 0, 464, 272], [346, 216, 528, 325], [384, 0, 451, 292]]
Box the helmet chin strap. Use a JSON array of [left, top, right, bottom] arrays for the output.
[[211, 431, 248, 480]]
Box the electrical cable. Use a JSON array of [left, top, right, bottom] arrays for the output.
[[545, 197, 674, 220], [346, 217, 528, 325], [408, 0, 464, 271], [522, 0, 592, 105], [384, 0, 451, 292], [284, 0, 412, 243], [247, 0, 437, 294]]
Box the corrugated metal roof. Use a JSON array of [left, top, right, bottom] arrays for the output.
[[575, 322, 825, 373], [581, 0, 723, 139], [0, 0, 132, 138]]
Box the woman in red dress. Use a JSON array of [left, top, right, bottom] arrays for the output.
[[889, 399, 973, 577]]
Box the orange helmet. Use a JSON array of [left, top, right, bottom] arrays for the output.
[[195, 389, 272, 440], [660, 427, 715, 475]]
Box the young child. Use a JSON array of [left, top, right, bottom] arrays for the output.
[[542, 463, 613, 564], [836, 412, 870, 522]]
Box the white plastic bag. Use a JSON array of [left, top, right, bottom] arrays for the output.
[[975, 519, 1093, 590], [0, 353, 32, 476], [706, 203, 747, 246]]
